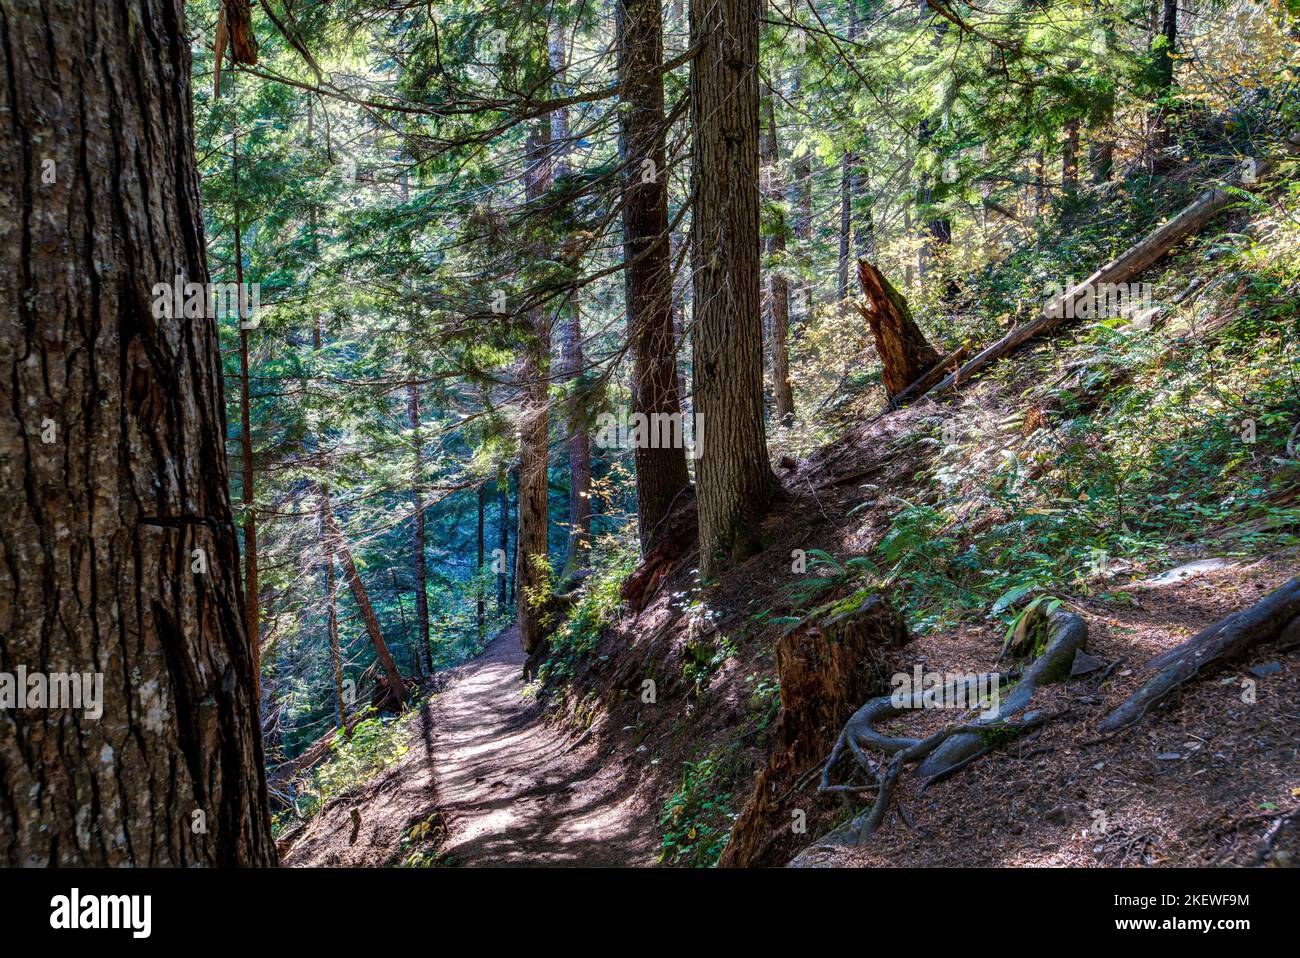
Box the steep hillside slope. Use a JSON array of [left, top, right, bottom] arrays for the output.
[[533, 149, 1300, 867]]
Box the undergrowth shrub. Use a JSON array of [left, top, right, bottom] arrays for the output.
[[658, 748, 741, 868], [540, 527, 639, 681], [274, 707, 416, 831]]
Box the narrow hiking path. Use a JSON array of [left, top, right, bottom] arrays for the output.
[[282, 625, 656, 867]]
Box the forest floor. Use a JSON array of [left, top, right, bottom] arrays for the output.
[[789, 554, 1300, 867], [281, 624, 656, 866]]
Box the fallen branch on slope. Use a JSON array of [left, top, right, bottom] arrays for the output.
[[911, 153, 1292, 402], [1099, 577, 1300, 734]]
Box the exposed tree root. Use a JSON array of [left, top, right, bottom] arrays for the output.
[[816, 603, 1087, 846], [1099, 576, 1300, 734]]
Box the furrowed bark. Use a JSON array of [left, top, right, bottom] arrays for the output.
[[689, 0, 780, 578], [618, 0, 691, 554], [0, 0, 274, 865]]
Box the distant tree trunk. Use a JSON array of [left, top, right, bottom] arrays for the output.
[[516, 123, 553, 654], [391, 568, 420, 681], [838, 151, 854, 301], [477, 482, 486, 640], [915, 4, 954, 277], [779, 73, 806, 424], [916, 118, 951, 278], [618, 0, 692, 553], [507, 467, 518, 607], [313, 320, 345, 728], [855, 261, 942, 399], [551, 22, 592, 577], [672, 234, 690, 412], [762, 84, 796, 425], [790, 67, 813, 320], [557, 300, 591, 574], [1150, 0, 1179, 153], [1089, 136, 1115, 184], [497, 464, 510, 613], [690, 0, 780, 578], [1062, 119, 1080, 195], [0, 0, 274, 865], [1034, 149, 1047, 215], [322, 484, 345, 727], [408, 383, 432, 675], [232, 122, 261, 701], [1154, 0, 1178, 92], [837, 6, 859, 302], [325, 505, 406, 711], [856, 204, 874, 261]]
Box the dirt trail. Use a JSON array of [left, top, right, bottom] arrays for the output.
[[283, 625, 655, 867]]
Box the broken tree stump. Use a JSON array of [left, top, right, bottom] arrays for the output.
[[855, 260, 942, 400], [718, 590, 911, 868]]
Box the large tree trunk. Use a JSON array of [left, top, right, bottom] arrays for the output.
[[618, 0, 691, 553], [0, 0, 274, 865], [689, 0, 780, 579], [408, 383, 432, 675], [516, 123, 553, 654], [325, 505, 406, 711], [762, 83, 796, 426], [855, 261, 942, 400]]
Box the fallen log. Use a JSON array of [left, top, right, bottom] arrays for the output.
[[918, 154, 1288, 401], [266, 709, 370, 802], [1099, 576, 1300, 733], [854, 260, 942, 399]]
